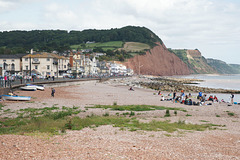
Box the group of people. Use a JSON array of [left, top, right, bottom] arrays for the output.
[[157, 90, 236, 106]]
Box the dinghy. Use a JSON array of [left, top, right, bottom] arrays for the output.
[[26, 84, 44, 91], [20, 85, 37, 91], [1, 95, 31, 101]]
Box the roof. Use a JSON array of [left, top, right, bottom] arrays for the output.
[[0, 53, 28, 59], [23, 52, 66, 59], [0, 54, 20, 59]]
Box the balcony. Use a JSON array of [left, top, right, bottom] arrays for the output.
[[32, 61, 40, 64], [53, 61, 58, 65]]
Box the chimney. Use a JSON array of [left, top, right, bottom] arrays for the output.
[[70, 51, 73, 67]]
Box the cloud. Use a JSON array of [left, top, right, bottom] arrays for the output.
[[0, 1, 16, 13], [44, 3, 78, 23], [0, 0, 239, 63]]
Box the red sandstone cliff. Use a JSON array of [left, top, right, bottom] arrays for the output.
[[124, 42, 191, 76]]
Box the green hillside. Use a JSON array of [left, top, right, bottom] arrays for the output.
[[207, 59, 240, 74], [0, 26, 161, 54], [229, 64, 240, 73], [71, 41, 124, 51], [71, 41, 151, 61]]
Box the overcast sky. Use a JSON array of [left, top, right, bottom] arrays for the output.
[[0, 0, 239, 64]]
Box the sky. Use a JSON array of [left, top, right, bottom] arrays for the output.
[[0, 0, 240, 64]]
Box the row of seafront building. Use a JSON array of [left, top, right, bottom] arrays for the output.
[[0, 51, 133, 78]]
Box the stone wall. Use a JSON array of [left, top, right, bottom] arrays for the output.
[[0, 88, 10, 95]]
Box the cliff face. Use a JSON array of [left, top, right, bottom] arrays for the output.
[[171, 49, 217, 74], [186, 50, 217, 74], [124, 42, 191, 76]]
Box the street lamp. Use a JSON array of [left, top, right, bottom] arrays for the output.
[[139, 64, 143, 75], [137, 55, 143, 75]]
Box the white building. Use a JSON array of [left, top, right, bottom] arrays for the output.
[[110, 62, 128, 76], [22, 52, 69, 77], [0, 54, 26, 76]]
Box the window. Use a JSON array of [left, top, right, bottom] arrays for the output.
[[64, 65, 66, 68], [35, 65, 38, 69], [47, 58, 50, 61], [26, 65, 28, 70], [11, 63, 15, 70], [3, 59, 6, 62], [25, 58, 28, 61], [33, 58, 38, 61], [3, 63, 7, 70], [12, 59, 15, 62], [47, 65, 50, 70]]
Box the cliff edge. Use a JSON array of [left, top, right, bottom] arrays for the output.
[[124, 42, 191, 76]]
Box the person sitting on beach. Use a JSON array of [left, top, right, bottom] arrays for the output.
[[160, 96, 165, 101], [129, 87, 134, 91], [213, 96, 218, 102], [189, 93, 192, 97], [200, 94, 207, 105], [181, 91, 185, 101], [208, 95, 214, 102], [198, 91, 203, 101], [8, 90, 17, 96], [221, 99, 225, 103], [158, 91, 161, 95]]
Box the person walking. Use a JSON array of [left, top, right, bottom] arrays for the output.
[[173, 91, 176, 102], [230, 93, 234, 104], [20, 75, 23, 84], [51, 88, 55, 97], [4, 75, 7, 87]]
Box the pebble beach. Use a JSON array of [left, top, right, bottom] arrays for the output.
[[0, 76, 240, 160]]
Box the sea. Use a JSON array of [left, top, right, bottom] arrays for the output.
[[174, 74, 240, 103]]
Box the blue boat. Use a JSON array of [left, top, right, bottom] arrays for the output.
[[1, 95, 31, 101]]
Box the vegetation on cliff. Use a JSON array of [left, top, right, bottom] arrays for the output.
[[0, 26, 161, 54], [169, 49, 217, 74], [207, 59, 240, 74], [71, 41, 150, 62]]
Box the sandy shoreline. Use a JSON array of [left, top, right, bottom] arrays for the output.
[[0, 77, 240, 159]]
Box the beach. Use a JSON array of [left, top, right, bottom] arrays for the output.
[[0, 76, 240, 160]]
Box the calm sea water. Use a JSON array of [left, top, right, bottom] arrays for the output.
[[174, 74, 240, 103]]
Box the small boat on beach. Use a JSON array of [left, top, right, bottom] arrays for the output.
[[20, 85, 37, 91], [26, 84, 44, 91], [1, 95, 31, 101]]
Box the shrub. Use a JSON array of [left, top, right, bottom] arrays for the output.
[[164, 110, 170, 117], [130, 111, 135, 117], [103, 112, 109, 117], [228, 112, 235, 116], [174, 110, 177, 116]]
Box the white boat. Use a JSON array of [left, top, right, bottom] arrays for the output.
[[1, 95, 31, 101], [20, 85, 37, 91], [26, 84, 44, 91]]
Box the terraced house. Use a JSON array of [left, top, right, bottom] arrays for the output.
[[0, 54, 26, 76], [22, 52, 69, 77]]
